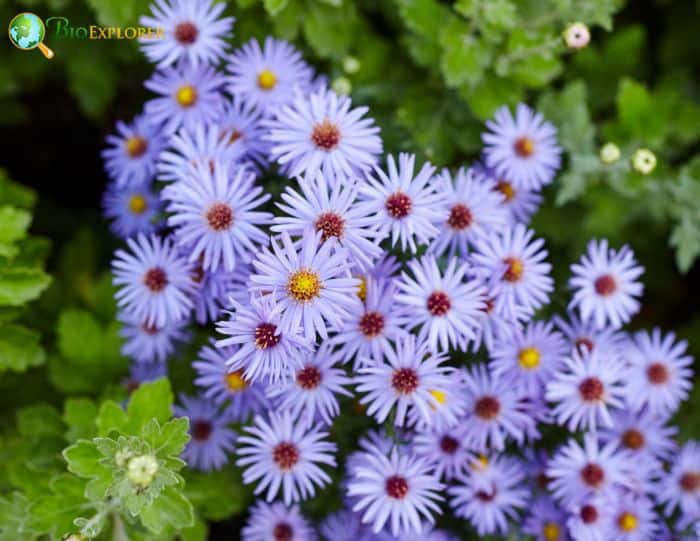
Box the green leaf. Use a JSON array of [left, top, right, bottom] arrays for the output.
[[0, 266, 51, 306], [57, 308, 103, 365], [26, 474, 92, 538], [0, 206, 30, 246], [671, 213, 700, 272], [0, 493, 33, 541], [97, 401, 130, 436], [440, 21, 492, 88], [140, 487, 194, 534], [184, 467, 250, 521], [126, 379, 174, 434], [17, 404, 63, 439], [0, 171, 36, 209], [64, 440, 109, 479], [64, 398, 99, 441], [263, 0, 289, 15], [538, 80, 595, 154], [302, 2, 356, 58], [615, 78, 667, 145], [482, 0, 517, 31], [143, 417, 190, 458], [0, 323, 45, 372]]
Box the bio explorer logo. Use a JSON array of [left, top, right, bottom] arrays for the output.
[[8, 12, 164, 60]]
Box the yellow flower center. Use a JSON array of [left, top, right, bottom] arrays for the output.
[[225, 370, 248, 392], [128, 194, 148, 215], [357, 276, 367, 301], [125, 136, 148, 158], [175, 85, 198, 107], [518, 347, 541, 369], [287, 269, 321, 303], [257, 69, 277, 90], [543, 522, 560, 541], [618, 512, 638, 532], [472, 454, 489, 470], [429, 389, 447, 405]]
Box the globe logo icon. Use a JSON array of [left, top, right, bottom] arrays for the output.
[[8, 12, 54, 59]]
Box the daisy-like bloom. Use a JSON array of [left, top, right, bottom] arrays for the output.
[[449, 454, 528, 536], [552, 311, 623, 356], [460, 363, 537, 452], [144, 62, 225, 134], [163, 160, 272, 272], [157, 123, 246, 183], [566, 497, 615, 541], [319, 509, 371, 541], [406, 376, 469, 431], [490, 320, 568, 396], [482, 103, 562, 191], [395, 255, 486, 353], [250, 232, 361, 342], [220, 96, 269, 169], [272, 173, 385, 271], [522, 495, 570, 541], [657, 441, 700, 526], [358, 153, 445, 253], [329, 277, 408, 369], [545, 347, 626, 432], [599, 409, 677, 462], [173, 394, 237, 471], [139, 0, 233, 68], [241, 500, 317, 541], [216, 295, 310, 384], [569, 239, 644, 330], [610, 493, 660, 541], [429, 167, 508, 258], [470, 224, 554, 320], [102, 114, 166, 187], [474, 161, 543, 226], [192, 343, 270, 421], [102, 180, 161, 239], [118, 311, 189, 364], [112, 234, 195, 327], [227, 37, 314, 117], [469, 288, 527, 355], [547, 433, 634, 508], [236, 410, 336, 504], [412, 424, 472, 481], [347, 445, 444, 536], [623, 328, 694, 418], [267, 345, 352, 428], [355, 334, 452, 427], [191, 265, 237, 324], [266, 87, 382, 181]]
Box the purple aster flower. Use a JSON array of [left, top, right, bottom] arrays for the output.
[[545, 346, 626, 432], [547, 433, 634, 508], [320, 509, 372, 541], [429, 167, 508, 258], [610, 493, 661, 541], [118, 310, 189, 363], [449, 453, 528, 536], [266, 87, 382, 181], [236, 410, 337, 504], [273, 173, 385, 271], [163, 160, 272, 272], [395, 524, 459, 541], [358, 153, 444, 253], [412, 424, 472, 481], [469, 288, 525, 355], [598, 409, 677, 462], [569, 239, 644, 330], [250, 232, 361, 342], [267, 344, 352, 428], [395, 255, 486, 353], [102, 114, 166, 187], [657, 441, 700, 527], [157, 122, 246, 182], [144, 62, 226, 134], [242, 500, 317, 541], [460, 363, 537, 452], [220, 96, 269, 169], [521, 447, 552, 492], [490, 319, 568, 396], [470, 224, 554, 320], [329, 277, 408, 369], [102, 180, 161, 239], [216, 295, 310, 384], [347, 445, 444, 536], [406, 376, 469, 431], [623, 328, 694, 418], [139, 0, 233, 68], [355, 334, 452, 427], [174, 394, 236, 471], [567, 497, 615, 541], [192, 343, 270, 421], [522, 495, 570, 541], [482, 103, 562, 190], [227, 37, 314, 117], [191, 265, 237, 324], [125, 359, 168, 389], [112, 234, 195, 327], [553, 311, 624, 356]]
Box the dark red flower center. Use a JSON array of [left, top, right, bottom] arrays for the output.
[[359, 311, 385, 338], [476, 486, 497, 502], [391, 368, 419, 395], [647, 362, 669, 384], [580, 463, 605, 488], [255, 322, 281, 349], [680, 472, 700, 492], [580, 504, 599, 524], [594, 274, 617, 296], [192, 420, 212, 441], [622, 429, 645, 450], [206, 202, 234, 231], [385, 475, 409, 499], [296, 366, 322, 390], [448, 203, 473, 230], [426, 291, 451, 316], [311, 119, 341, 150], [575, 337, 594, 352], [579, 377, 604, 401], [475, 395, 501, 420], [174, 21, 198, 44], [385, 192, 412, 219], [440, 435, 459, 454], [272, 442, 299, 471], [273, 523, 293, 541], [144, 267, 168, 292], [514, 136, 535, 158], [315, 211, 345, 241], [142, 322, 159, 335]]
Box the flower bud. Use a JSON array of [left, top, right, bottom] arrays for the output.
[[564, 22, 590, 50], [600, 143, 621, 164], [127, 454, 159, 487], [331, 77, 352, 96], [632, 148, 657, 174], [342, 56, 360, 75]]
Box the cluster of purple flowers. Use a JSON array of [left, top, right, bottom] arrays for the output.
[[103, 2, 699, 539]]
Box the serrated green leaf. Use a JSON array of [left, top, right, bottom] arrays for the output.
[[25, 474, 92, 538], [57, 308, 103, 365], [0, 206, 30, 246], [64, 440, 109, 479], [671, 214, 700, 272], [126, 378, 174, 434], [0, 323, 45, 372], [302, 2, 355, 58], [440, 21, 492, 88], [616, 78, 667, 145], [18, 404, 63, 439], [97, 401, 130, 436], [0, 266, 51, 306], [143, 417, 190, 458], [538, 80, 595, 154], [64, 398, 99, 441], [140, 487, 194, 534]]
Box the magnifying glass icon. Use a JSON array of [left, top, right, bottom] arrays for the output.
[[8, 12, 54, 59]]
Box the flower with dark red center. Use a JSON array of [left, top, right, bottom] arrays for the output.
[[580, 504, 598, 524], [680, 472, 700, 493], [272, 442, 299, 471], [311, 119, 341, 150], [391, 368, 419, 395], [474, 396, 501, 420], [475, 487, 497, 502], [440, 435, 459, 454], [174, 21, 199, 44], [579, 377, 604, 402], [622, 429, 645, 450], [192, 420, 212, 441], [385, 191, 413, 219], [125, 136, 148, 158], [254, 322, 281, 349], [359, 311, 385, 338], [580, 463, 605, 488], [315, 211, 345, 241], [385, 475, 409, 499], [273, 523, 293, 541], [296, 366, 322, 390], [426, 291, 451, 317], [206, 202, 234, 231], [514, 136, 535, 158], [647, 362, 669, 385], [575, 337, 594, 352], [594, 274, 617, 296], [144, 267, 168, 292], [448, 203, 473, 230]]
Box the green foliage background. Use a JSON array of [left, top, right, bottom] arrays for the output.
[[0, 0, 699, 538]]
